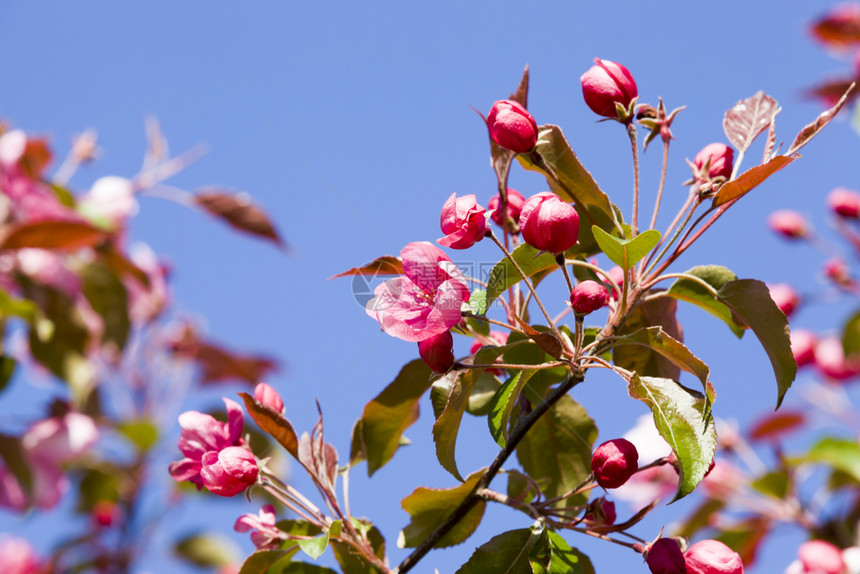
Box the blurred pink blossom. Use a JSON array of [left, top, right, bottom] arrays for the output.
[[235, 504, 282, 549], [0, 536, 43, 574]]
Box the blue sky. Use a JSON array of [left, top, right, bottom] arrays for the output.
[[2, 1, 859, 572]]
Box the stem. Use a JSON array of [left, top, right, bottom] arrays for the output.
[[649, 138, 670, 231], [642, 190, 701, 278], [628, 123, 640, 237], [393, 371, 584, 574], [462, 361, 567, 371], [461, 311, 525, 336], [557, 254, 574, 294], [487, 231, 562, 340], [641, 272, 721, 299]]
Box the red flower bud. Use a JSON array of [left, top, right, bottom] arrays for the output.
[[684, 540, 744, 574], [437, 193, 489, 250], [591, 438, 639, 489], [487, 100, 538, 153], [580, 58, 638, 119], [646, 538, 687, 574], [488, 189, 526, 232], [519, 192, 580, 254], [92, 500, 120, 528], [798, 540, 844, 574], [791, 329, 817, 368], [201, 446, 258, 497], [768, 283, 800, 318], [584, 496, 616, 526], [418, 331, 455, 374], [571, 280, 609, 315], [828, 187, 860, 218], [693, 143, 734, 182], [768, 210, 809, 239], [254, 383, 284, 414], [815, 336, 860, 381]]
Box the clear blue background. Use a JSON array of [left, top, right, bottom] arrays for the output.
[[1, 2, 859, 572]]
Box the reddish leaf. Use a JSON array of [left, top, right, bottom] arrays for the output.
[[748, 410, 806, 442], [239, 392, 298, 458], [788, 82, 855, 155], [712, 155, 797, 208], [195, 190, 285, 247], [171, 329, 278, 385], [329, 255, 403, 279], [1, 220, 108, 251], [20, 137, 52, 179], [811, 5, 860, 48], [100, 248, 151, 288], [510, 64, 530, 109], [723, 92, 779, 154], [805, 77, 859, 108], [512, 315, 563, 359]]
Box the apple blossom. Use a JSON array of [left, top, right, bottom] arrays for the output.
[[254, 382, 284, 414], [437, 193, 488, 250], [797, 540, 844, 574], [488, 188, 526, 233], [418, 330, 455, 373], [646, 538, 687, 574], [235, 504, 283, 549], [0, 536, 42, 574], [486, 100, 538, 153], [791, 330, 817, 368], [519, 192, 580, 254], [580, 58, 638, 119], [200, 446, 258, 497], [591, 438, 639, 489], [571, 280, 609, 315], [685, 539, 744, 574]]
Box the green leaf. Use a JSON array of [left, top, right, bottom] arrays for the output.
[[712, 155, 797, 207], [751, 470, 790, 499], [842, 308, 860, 358], [239, 549, 289, 574], [467, 373, 501, 416], [610, 326, 714, 407], [77, 467, 119, 511], [433, 346, 506, 480], [627, 375, 717, 501], [297, 531, 330, 560], [240, 392, 299, 459], [613, 296, 683, 381], [399, 469, 486, 549], [350, 359, 433, 475], [463, 289, 488, 316], [591, 226, 661, 270], [174, 533, 240, 568], [804, 437, 860, 482], [486, 243, 557, 306], [667, 266, 744, 338], [548, 531, 592, 574], [0, 289, 37, 322], [717, 279, 796, 408], [516, 395, 597, 507], [455, 528, 537, 574], [80, 262, 130, 351], [488, 369, 537, 448], [0, 356, 15, 395], [331, 521, 386, 574], [279, 563, 339, 574], [674, 498, 726, 540], [117, 420, 159, 451]]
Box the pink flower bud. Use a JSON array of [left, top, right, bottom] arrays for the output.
[[488, 189, 526, 232], [814, 337, 860, 381], [486, 100, 538, 153], [791, 330, 817, 368], [418, 331, 455, 374], [798, 540, 844, 574], [437, 193, 489, 250], [607, 266, 626, 300], [684, 540, 744, 574], [571, 280, 609, 315], [580, 58, 638, 119], [200, 446, 258, 497], [469, 331, 508, 355], [768, 283, 800, 318], [519, 192, 580, 254], [591, 438, 639, 489], [254, 383, 284, 414], [92, 500, 120, 528], [768, 210, 809, 239], [824, 258, 853, 287], [828, 187, 860, 218], [693, 143, 734, 182], [646, 538, 687, 574], [584, 496, 616, 526]]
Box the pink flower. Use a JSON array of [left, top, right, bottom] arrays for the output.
[[0, 536, 42, 574], [169, 398, 245, 490], [571, 280, 609, 315], [519, 192, 580, 254], [607, 266, 626, 300], [796, 540, 844, 574], [769, 210, 810, 239], [437, 193, 488, 250], [235, 504, 283, 549], [685, 540, 744, 574], [418, 331, 455, 373], [792, 330, 817, 368], [470, 331, 509, 355], [487, 100, 538, 153], [254, 382, 284, 414], [646, 538, 687, 574], [768, 283, 801, 318], [591, 438, 639, 489], [824, 258, 853, 287], [580, 58, 638, 119], [488, 189, 526, 233], [693, 143, 734, 183], [814, 337, 860, 381], [828, 187, 860, 218], [0, 464, 26, 511], [366, 242, 470, 342], [200, 446, 258, 497]]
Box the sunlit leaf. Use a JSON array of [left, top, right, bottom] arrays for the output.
[[751, 470, 790, 499], [722, 91, 779, 154], [667, 265, 744, 338], [240, 392, 299, 458], [117, 419, 159, 451], [627, 375, 716, 501], [195, 189, 285, 247], [486, 243, 557, 306], [238, 550, 289, 574], [842, 308, 860, 358], [487, 369, 536, 448], [804, 437, 860, 482], [329, 255, 403, 280], [298, 531, 330, 560], [788, 82, 855, 155], [712, 155, 797, 207], [1, 220, 108, 251], [591, 227, 661, 271], [454, 528, 537, 573], [331, 520, 386, 574]]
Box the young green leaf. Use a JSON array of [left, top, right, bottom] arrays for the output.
[[627, 375, 717, 501], [331, 520, 386, 574], [80, 262, 131, 351], [399, 469, 486, 549], [455, 528, 538, 573], [548, 531, 593, 574], [463, 289, 488, 316], [487, 369, 537, 448], [238, 549, 290, 574], [297, 531, 330, 560], [613, 296, 683, 381], [804, 437, 860, 482], [174, 532, 240, 568], [486, 243, 557, 305], [591, 226, 661, 270], [667, 265, 744, 338]]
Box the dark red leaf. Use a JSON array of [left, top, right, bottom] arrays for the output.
[[1, 220, 108, 251], [804, 77, 859, 107], [788, 82, 855, 155], [748, 410, 806, 442], [239, 392, 298, 458], [811, 5, 860, 48], [512, 315, 563, 359], [171, 328, 278, 385], [509, 65, 530, 109], [712, 155, 797, 208], [723, 92, 779, 154], [20, 138, 52, 179], [329, 255, 403, 279], [195, 190, 285, 248]]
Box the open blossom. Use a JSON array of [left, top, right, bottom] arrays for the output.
[[235, 504, 283, 549], [78, 175, 138, 228], [169, 398, 245, 491], [486, 100, 538, 153], [0, 536, 43, 574], [437, 193, 488, 250], [366, 242, 469, 342], [580, 58, 638, 119]]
